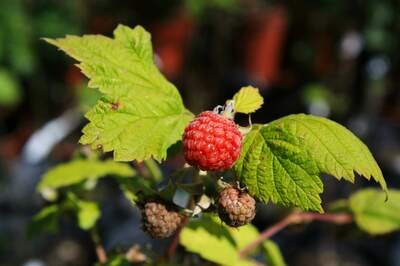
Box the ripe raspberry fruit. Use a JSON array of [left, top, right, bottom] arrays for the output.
[[141, 201, 183, 238], [218, 186, 256, 227], [183, 111, 242, 171]]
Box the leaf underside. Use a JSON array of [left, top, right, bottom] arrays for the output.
[[45, 25, 193, 162], [349, 188, 400, 235], [235, 114, 387, 212]]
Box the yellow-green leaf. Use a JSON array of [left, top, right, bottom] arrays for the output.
[[77, 200, 100, 230], [235, 114, 387, 212], [232, 86, 263, 114], [263, 240, 287, 266], [45, 25, 193, 162], [349, 188, 400, 235], [180, 215, 257, 266], [37, 159, 134, 192], [0, 69, 21, 107], [235, 124, 323, 212]]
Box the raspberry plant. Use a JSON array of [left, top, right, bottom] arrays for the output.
[[31, 25, 400, 266]]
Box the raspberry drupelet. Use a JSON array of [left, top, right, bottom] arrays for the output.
[[141, 201, 183, 238], [218, 186, 256, 227], [183, 111, 242, 171]]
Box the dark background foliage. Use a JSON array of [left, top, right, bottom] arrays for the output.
[[1, 0, 400, 265]]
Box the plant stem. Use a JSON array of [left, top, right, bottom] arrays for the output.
[[144, 158, 162, 182], [164, 167, 200, 259], [91, 228, 107, 264], [165, 216, 189, 258], [239, 211, 353, 258], [132, 161, 147, 177]]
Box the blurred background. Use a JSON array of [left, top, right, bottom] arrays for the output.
[[1, 0, 400, 265]]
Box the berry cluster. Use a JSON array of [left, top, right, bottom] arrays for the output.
[[140, 186, 256, 238], [140, 109, 257, 238]]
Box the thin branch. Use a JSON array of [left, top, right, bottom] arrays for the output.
[[132, 161, 148, 178], [165, 216, 189, 258], [91, 228, 108, 264], [239, 211, 353, 258], [164, 168, 200, 259], [143, 159, 162, 182], [95, 245, 107, 264]]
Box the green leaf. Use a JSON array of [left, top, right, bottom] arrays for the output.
[[229, 221, 260, 250], [349, 188, 400, 235], [37, 159, 134, 192], [143, 159, 163, 182], [76, 200, 100, 230], [159, 179, 177, 201], [45, 25, 193, 162], [263, 240, 287, 266], [118, 176, 157, 204], [0, 69, 21, 107], [0, 0, 35, 75], [77, 84, 102, 113], [28, 205, 59, 237], [180, 215, 257, 266], [102, 255, 131, 266], [302, 83, 330, 104], [328, 199, 350, 213], [235, 114, 387, 212], [275, 115, 386, 189], [232, 86, 263, 114], [235, 124, 323, 212]]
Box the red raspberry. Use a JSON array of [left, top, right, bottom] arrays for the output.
[[183, 111, 242, 171]]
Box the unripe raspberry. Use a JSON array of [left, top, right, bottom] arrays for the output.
[[141, 201, 183, 238], [183, 111, 242, 171], [218, 186, 256, 227]]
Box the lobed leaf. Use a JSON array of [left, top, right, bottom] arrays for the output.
[[232, 86, 263, 114], [235, 114, 387, 212], [235, 124, 323, 212], [271, 115, 387, 190], [45, 25, 193, 162]]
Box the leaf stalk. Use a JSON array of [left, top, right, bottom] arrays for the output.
[[239, 211, 353, 258]]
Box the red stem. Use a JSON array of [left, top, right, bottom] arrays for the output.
[[95, 245, 107, 264], [91, 228, 108, 264], [239, 211, 353, 258], [165, 216, 189, 258]]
